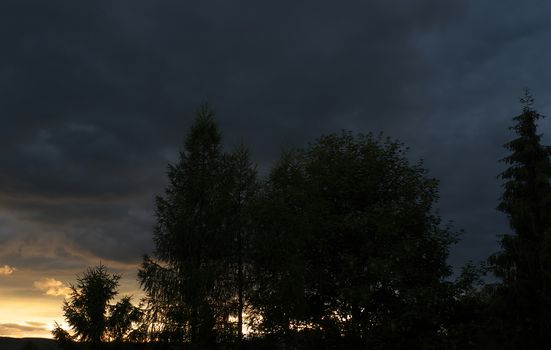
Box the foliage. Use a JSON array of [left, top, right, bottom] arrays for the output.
[[249, 132, 457, 348], [138, 104, 256, 345], [52, 322, 76, 350], [487, 90, 551, 349], [224, 144, 258, 343], [63, 264, 120, 345], [56, 264, 141, 348], [107, 296, 143, 342], [442, 262, 490, 349]]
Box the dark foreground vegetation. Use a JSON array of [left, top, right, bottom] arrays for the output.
[[52, 91, 551, 349], [0, 337, 59, 350]]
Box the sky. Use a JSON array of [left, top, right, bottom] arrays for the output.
[[1, 0, 551, 338]]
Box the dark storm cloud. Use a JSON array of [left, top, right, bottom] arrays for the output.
[[0, 0, 549, 270], [390, 0, 551, 266]]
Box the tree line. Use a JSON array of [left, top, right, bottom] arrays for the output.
[[52, 91, 551, 349]]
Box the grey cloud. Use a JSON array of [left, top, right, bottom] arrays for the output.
[[0, 322, 48, 333], [0, 0, 548, 271]]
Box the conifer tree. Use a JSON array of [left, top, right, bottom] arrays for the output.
[[138, 105, 254, 345], [488, 90, 551, 349], [226, 145, 258, 342], [54, 264, 140, 348]]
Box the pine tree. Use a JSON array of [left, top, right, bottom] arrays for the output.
[[488, 90, 551, 349]]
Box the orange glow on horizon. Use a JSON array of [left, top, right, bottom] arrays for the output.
[[0, 266, 142, 339]]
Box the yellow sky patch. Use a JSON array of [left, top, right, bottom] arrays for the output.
[[0, 266, 142, 338]]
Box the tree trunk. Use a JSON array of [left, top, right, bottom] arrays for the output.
[[237, 230, 244, 343]]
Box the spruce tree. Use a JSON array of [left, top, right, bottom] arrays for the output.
[[55, 264, 141, 348], [489, 90, 551, 349]]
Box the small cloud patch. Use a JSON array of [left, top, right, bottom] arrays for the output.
[[0, 322, 49, 337], [34, 277, 71, 297], [0, 265, 15, 276]]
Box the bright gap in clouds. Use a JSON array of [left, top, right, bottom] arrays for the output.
[[0, 265, 15, 276], [33, 278, 71, 298]]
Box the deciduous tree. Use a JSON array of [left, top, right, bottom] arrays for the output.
[[250, 132, 456, 348]]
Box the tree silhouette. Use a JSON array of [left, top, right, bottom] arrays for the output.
[[107, 296, 143, 343], [225, 144, 258, 343], [52, 322, 76, 350], [138, 104, 247, 345], [133, 105, 489, 349], [487, 90, 551, 349], [56, 264, 141, 349], [249, 132, 456, 348], [63, 264, 120, 347]]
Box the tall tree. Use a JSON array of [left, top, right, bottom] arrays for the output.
[[248, 150, 311, 341], [250, 132, 456, 349], [139, 104, 244, 345], [226, 145, 258, 342], [488, 90, 551, 349]]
